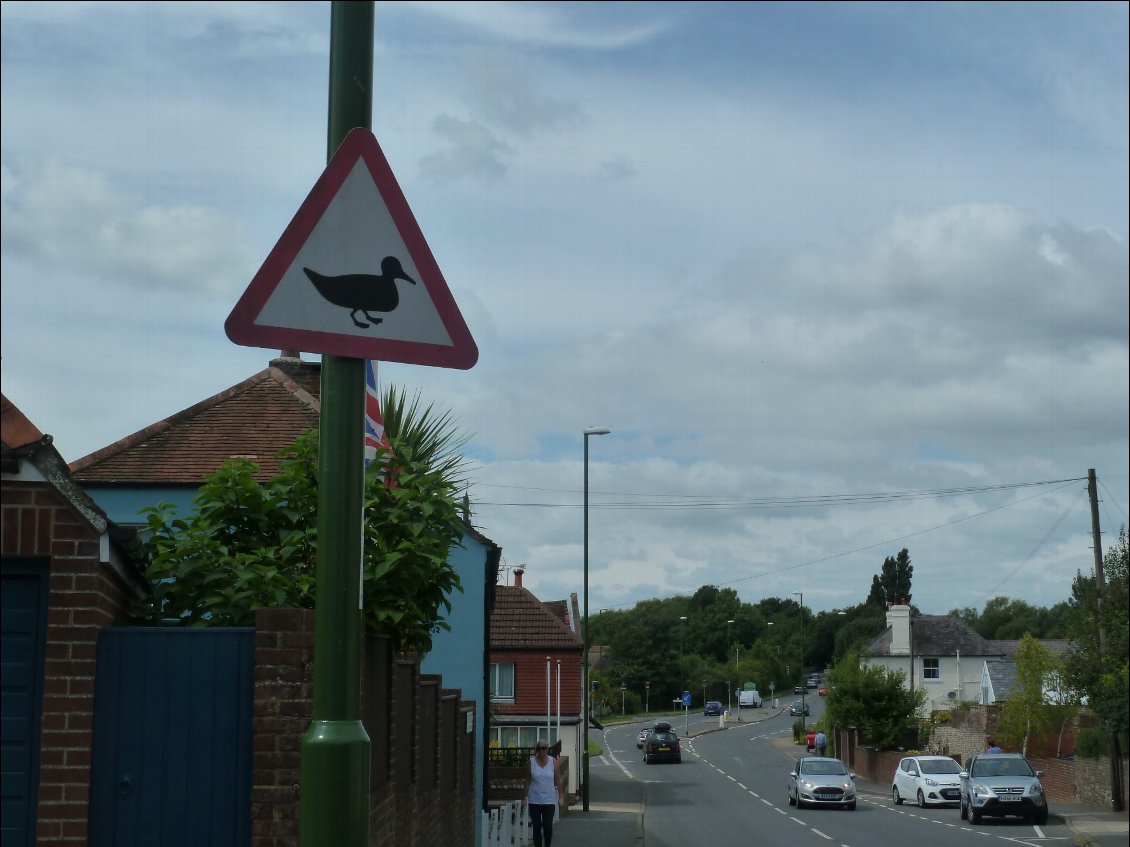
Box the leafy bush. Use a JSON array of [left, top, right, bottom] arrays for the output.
[[1076, 727, 1106, 758], [139, 429, 465, 653]]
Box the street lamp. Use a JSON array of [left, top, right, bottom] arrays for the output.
[[582, 426, 609, 812], [726, 619, 735, 712], [678, 615, 688, 695], [792, 592, 806, 725]]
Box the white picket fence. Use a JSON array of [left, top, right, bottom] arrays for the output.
[[482, 801, 529, 846]]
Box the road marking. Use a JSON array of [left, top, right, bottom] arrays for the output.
[[789, 816, 805, 825], [810, 829, 833, 840]]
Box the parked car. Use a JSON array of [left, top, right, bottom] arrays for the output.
[[794, 685, 804, 694], [788, 757, 857, 810], [704, 700, 723, 716], [892, 755, 963, 807], [636, 728, 650, 748], [959, 753, 1048, 826], [643, 722, 681, 764], [818, 685, 828, 696], [789, 700, 810, 716]]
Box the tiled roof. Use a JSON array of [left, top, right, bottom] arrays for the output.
[[490, 586, 582, 650], [866, 614, 1000, 657], [68, 358, 321, 484], [984, 658, 1017, 702], [987, 639, 1071, 658], [543, 599, 573, 630], [1, 392, 45, 451]]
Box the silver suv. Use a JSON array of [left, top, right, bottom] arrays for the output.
[[959, 753, 1048, 826]]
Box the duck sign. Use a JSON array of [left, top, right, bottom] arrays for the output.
[[225, 128, 477, 369]]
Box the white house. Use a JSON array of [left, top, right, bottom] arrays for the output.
[[977, 639, 1073, 705], [864, 604, 1007, 714]]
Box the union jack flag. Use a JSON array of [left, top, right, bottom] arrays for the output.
[[364, 360, 391, 470]]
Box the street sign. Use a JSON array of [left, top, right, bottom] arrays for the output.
[[225, 128, 477, 369], [682, 691, 692, 707]]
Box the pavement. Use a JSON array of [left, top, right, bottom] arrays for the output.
[[549, 708, 1128, 847]]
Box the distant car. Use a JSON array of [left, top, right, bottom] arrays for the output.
[[636, 728, 650, 748], [704, 700, 723, 716], [789, 701, 810, 716], [892, 755, 963, 807], [818, 686, 828, 696], [643, 722, 681, 764], [805, 677, 819, 689], [794, 685, 804, 694], [959, 753, 1048, 826], [788, 757, 857, 810]]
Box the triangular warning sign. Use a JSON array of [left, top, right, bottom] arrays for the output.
[[225, 128, 478, 369]]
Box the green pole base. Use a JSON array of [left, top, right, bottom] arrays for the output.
[[299, 720, 371, 847]]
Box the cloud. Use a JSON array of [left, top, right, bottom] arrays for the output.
[[419, 116, 514, 183], [1, 160, 254, 294]]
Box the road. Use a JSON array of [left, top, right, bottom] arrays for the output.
[[590, 696, 1080, 847]]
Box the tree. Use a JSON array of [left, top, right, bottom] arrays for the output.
[[995, 634, 1056, 756], [138, 388, 469, 653], [866, 549, 913, 607], [1064, 525, 1129, 755], [824, 652, 925, 749]]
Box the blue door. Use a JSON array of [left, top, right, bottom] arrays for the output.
[[89, 628, 254, 847], [0, 562, 49, 847]]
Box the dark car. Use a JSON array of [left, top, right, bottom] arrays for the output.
[[643, 722, 681, 764], [704, 700, 723, 716], [959, 753, 1048, 825], [789, 700, 810, 716]]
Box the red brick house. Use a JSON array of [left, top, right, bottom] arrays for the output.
[[488, 568, 583, 796], [1, 394, 148, 845]]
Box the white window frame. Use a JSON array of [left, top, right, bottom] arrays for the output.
[[490, 662, 516, 702], [921, 657, 941, 680]]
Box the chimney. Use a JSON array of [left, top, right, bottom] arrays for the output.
[[513, 567, 524, 589], [886, 603, 911, 655]]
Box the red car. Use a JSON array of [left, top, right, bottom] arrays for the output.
[[819, 686, 828, 696]]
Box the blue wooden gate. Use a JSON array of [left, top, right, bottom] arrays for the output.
[[0, 562, 50, 847], [89, 628, 254, 847]]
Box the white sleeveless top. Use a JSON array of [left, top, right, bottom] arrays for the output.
[[528, 755, 557, 804]]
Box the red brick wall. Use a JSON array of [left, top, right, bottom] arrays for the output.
[[252, 609, 476, 847], [1, 482, 133, 845], [491, 650, 582, 716]]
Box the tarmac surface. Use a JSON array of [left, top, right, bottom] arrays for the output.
[[549, 713, 1128, 847]]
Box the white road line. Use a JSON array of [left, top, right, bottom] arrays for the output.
[[789, 816, 806, 825], [810, 829, 833, 841]]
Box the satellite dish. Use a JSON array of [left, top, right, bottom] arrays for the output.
[[947, 690, 957, 700]]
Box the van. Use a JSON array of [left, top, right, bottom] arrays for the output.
[[738, 688, 762, 708]]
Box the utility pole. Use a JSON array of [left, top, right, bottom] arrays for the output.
[[1088, 469, 1123, 812]]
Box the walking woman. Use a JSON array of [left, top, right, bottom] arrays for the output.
[[523, 740, 564, 847]]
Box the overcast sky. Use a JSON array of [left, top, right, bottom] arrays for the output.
[[3, 2, 1127, 618]]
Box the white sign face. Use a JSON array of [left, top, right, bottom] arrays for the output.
[[225, 128, 477, 369], [253, 160, 452, 345]]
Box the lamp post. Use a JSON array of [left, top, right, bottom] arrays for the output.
[[678, 615, 688, 695], [792, 592, 806, 725], [726, 619, 735, 713], [582, 426, 609, 812]]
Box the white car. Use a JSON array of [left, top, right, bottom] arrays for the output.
[[891, 755, 963, 807], [636, 728, 650, 748]]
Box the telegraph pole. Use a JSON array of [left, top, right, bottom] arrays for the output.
[[1088, 469, 1123, 812]]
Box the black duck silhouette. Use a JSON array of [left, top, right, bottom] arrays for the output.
[[303, 256, 417, 328]]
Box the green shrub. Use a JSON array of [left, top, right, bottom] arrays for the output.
[[792, 719, 806, 743], [1076, 727, 1106, 758]]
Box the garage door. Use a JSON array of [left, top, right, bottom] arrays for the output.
[[0, 561, 49, 847]]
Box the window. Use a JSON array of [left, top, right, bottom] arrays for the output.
[[490, 662, 515, 701], [922, 657, 941, 680], [490, 726, 557, 749]]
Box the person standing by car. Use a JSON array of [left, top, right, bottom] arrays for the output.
[[986, 738, 1002, 753], [814, 729, 827, 757], [523, 740, 564, 847]]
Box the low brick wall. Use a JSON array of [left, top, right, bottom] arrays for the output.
[[252, 608, 477, 847]]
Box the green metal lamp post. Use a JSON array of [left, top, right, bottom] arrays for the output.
[[582, 426, 609, 812]]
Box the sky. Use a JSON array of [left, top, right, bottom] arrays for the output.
[[2, 1, 1127, 619]]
